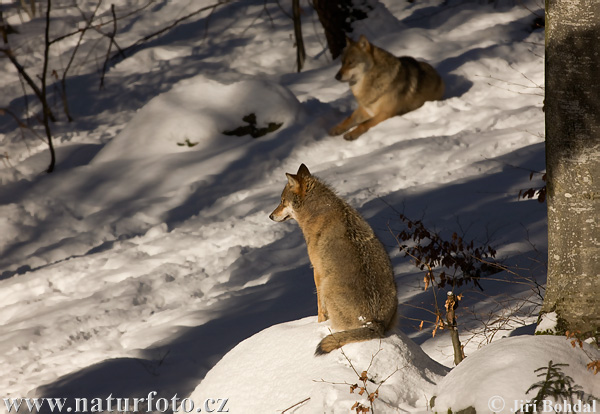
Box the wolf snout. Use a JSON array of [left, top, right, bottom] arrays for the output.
[[334, 71, 342, 81]]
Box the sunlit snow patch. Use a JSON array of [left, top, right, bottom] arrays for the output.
[[93, 76, 302, 162], [189, 317, 448, 413], [432, 335, 600, 414]]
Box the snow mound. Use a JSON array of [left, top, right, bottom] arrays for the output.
[[93, 76, 303, 162], [189, 317, 448, 413], [433, 335, 600, 414]]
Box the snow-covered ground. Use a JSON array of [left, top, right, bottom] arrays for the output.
[[2, 0, 591, 413]]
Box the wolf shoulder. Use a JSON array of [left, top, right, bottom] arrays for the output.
[[396, 55, 445, 101]]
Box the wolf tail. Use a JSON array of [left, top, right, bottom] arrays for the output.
[[315, 322, 386, 356]]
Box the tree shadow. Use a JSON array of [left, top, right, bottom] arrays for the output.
[[361, 142, 546, 344]]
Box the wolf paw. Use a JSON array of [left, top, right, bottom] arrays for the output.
[[329, 125, 347, 136], [343, 130, 362, 141]]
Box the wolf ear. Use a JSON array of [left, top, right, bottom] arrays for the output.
[[285, 173, 301, 193], [345, 35, 354, 46], [357, 35, 371, 52], [285, 164, 309, 194], [297, 163, 311, 178]]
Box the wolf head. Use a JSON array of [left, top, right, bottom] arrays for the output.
[[269, 164, 311, 222], [335, 35, 373, 84]]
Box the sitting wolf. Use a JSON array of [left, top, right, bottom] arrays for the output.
[[269, 164, 398, 355]]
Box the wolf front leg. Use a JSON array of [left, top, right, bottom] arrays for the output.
[[329, 106, 371, 137], [343, 110, 393, 141], [314, 269, 328, 322]]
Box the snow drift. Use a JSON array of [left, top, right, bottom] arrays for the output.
[[189, 317, 448, 413], [93, 76, 304, 162], [433, 335, 600, 414]]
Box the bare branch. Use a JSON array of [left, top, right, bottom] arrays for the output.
[[114, 1, 232, 61], [59, 0, 104, 121], [0, 48, 57, 122], [100, 4, 121, 89], [49, 0, 155, 45], [280, 397, 310, 413]]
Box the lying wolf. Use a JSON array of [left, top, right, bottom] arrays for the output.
[[330, 35, 445, 141]]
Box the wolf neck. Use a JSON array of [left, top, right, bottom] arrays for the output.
[[353, 46, 401, 106], [294, 179, 342, 228]]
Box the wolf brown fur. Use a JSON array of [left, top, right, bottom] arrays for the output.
[[330, 35, 445, 141], [269, 164, 398, 355]]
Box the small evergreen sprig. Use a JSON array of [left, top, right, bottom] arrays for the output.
[[522, 360, 583, 412]]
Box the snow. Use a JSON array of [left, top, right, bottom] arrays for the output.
[[92, 77, 303, 162], [536, 311, 559, 334], [0, 0, 583, 412], [190, 317, 448, 413], [433, 335, 600, 414]]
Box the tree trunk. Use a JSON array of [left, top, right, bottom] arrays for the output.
[[312, 0, 369, 60], [446, 293, 464, 366], [292, 0, 305, 72], [542, 0, 600, 340], [42, 0, 56, 173], [313, 0, 347, 60]]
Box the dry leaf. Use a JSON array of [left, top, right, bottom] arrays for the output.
[[587, 360, 600, 375]]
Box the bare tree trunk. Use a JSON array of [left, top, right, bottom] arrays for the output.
[[542, 0, 600, 340], [446, 292, 464, 365], [312, 0, 347, 60], [42, 0, 56, 173], [292, 0, 305, 72], [312, 0, 369, 60]]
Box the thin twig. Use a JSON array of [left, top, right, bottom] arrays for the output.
[[17, 71, 32, 132], [280, 397, 310, 413], [49, 0, 155, 45], [262, 0, 275, 27], [60, 0, 103, 120], [0, 48, 57, 122], [365, 341, 383, 373], [202, 0, 221, 41], [115, 1, 232, 60], [100, 4, 120, 88], [274, 0, 292, 19]]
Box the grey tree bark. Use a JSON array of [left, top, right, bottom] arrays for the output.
[[312, 0, 349, 60], [542, 0, 600, 340], [312, 0, 369, 60]]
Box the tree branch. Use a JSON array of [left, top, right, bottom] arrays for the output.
[[100, 4, 121, 88], [49, 0, 155, 45], [112, 1, 231, 62], [0, 48, 57, 123]]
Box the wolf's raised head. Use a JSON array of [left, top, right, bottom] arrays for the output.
[[269, 164, 311, 222], [334, 35, 374, 84]]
